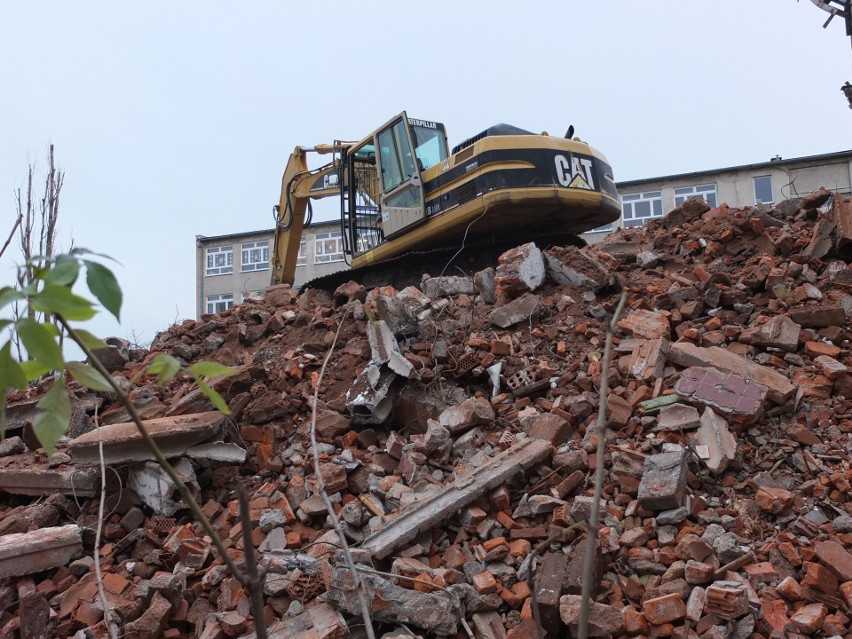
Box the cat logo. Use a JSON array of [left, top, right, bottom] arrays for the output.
[[554, 154, 595, 190]]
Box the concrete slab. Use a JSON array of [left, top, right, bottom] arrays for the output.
[[69, 411, 226, 465], [0, 524, 82, 579]]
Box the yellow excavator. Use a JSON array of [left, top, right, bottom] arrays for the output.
[[271, 111, 621, 290]]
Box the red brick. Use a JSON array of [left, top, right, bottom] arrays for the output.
[[642, 593, 686, 625], [802, 560, 839, 595]]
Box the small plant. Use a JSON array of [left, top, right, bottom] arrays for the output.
[[0, 249, 231, 450]]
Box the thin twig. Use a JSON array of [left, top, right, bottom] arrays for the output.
[[577, 291, 627, 639], [238, 484, 269, 639], [0, 214, 22, 260], [93, 410, 119, 639], [308, 311, 376, 639], [59, 318, 246, 584]]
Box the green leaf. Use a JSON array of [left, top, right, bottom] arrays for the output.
[[147, 353, 181, 384], [0, 341, 27, 391], [20, 359, 51, 381], [34, 376, 71, 455], [194, 375, 232, 415], [31, 285, 96, 321], [190, 361, 236, 378], [17, 318, 64, 371], [42, 255, 80, 287], [66, 361, 114, 392], [73, 329, 108, 351], [0, 287, 25, 312], [0, 319, 11, 333], [85, 261, 122, 321]]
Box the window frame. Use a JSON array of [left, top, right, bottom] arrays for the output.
[[240, 240, 269, 272], [674, 183, 717, 208], [753, 175, 773, 205], [621, 190, 664, 227], [205, 245, 234, 276], [206, 293, 234, 314], [296, 240, 307, 267], [314, 231, 345, 264]]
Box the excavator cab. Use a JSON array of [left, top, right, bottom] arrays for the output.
[[340, 113, 447, 259]]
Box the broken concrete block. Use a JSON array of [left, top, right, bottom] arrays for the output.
[[494, 242, 545, 298], [0, 436, 26, 457], [667, 343, 796, 403], [243, 601, 347, 639], [69, 411, 226, 465], [328, 564, 459, 635], [474, 267, 497, 304], [346, 364, 398, 425], [675, 367, 768, 425], [438, 397, 495, 434], [376, 294, 419, 337], [543, 245, 616, 291], [560, 594, 624, 637], [488, 293, 541, 328], [368, 319, 413, 378], [655, 403, 701, 432], [128, 457, 200, 516], [618, 309, 671, 339], [637, 450, 688, 511], [0, 524, 82, 579], [360, 438, 551, 559], [739, 315, 801, 352], [692, 408, 738, 475], [421, 276, 475, 299]]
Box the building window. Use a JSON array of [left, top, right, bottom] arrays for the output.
[[241, 240, 269, 272], [241, 289, 266, 302], [754, 175, 773, 204], [206, 293, 233, 314], [674, 184, 717, 208], [296, 241, 307, 267], [314, 231, 344, 263], [621, 191, 663, 227], [206, 245, 233, 276]]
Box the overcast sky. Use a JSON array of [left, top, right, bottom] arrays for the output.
[[1, 2, 850, 347]]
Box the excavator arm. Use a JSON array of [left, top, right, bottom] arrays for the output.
[[271, 144, 343, 285]]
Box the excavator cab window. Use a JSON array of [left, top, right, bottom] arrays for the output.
[[410, 123, 448, 171], [378, 120, 417, 193]]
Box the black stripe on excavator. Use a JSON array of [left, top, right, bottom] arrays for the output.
[[422, 150, 616, 219], [423, 148, 614, 198]]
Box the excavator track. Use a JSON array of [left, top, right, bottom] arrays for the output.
[[302, 229, 587, 293]]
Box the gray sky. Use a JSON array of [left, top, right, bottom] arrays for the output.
[[1, 2, 850, 347]]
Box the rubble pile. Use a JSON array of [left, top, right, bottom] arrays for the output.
[[2, 190, 852, 639]]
